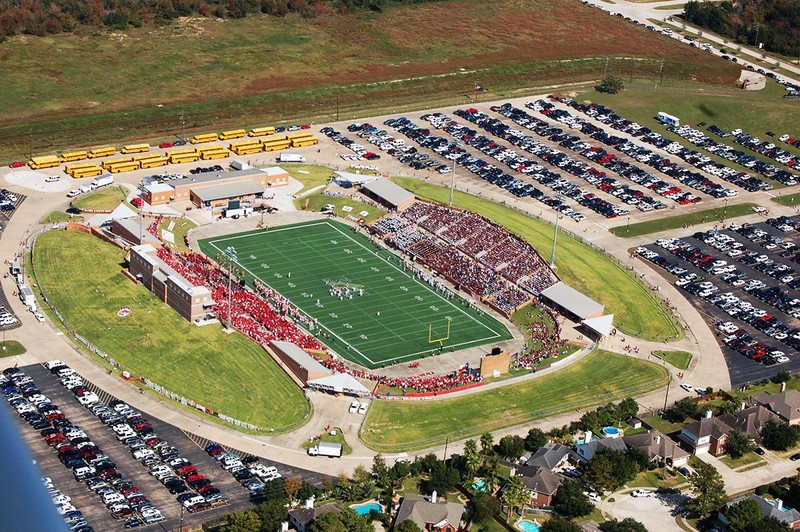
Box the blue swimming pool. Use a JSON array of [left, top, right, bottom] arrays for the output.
[[352, 502, 382, 515], [602, 426, 620, 438], [472, 479, 488, 492], [518, 520, 541, 532]]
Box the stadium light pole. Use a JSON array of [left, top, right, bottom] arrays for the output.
[[549, 195, 563, 268], [448, 141, 459, 207], [223, 246, 238, 332]]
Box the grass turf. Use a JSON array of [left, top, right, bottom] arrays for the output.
[[772, 193, 800, 208], [284, 165, 335, 194], [71, 185, 128, 211], [157, 217, 197, 253], [199, 220, 512, 369], [360, 349, 670, 452], [39, 211, 73, 224], [294, 191, 386, 223], [609, 203, 758, 237], [0, 341, 27, 357], [654, 350, 693, 370], [33, 229, 309, 431], [393, 177, 683, 341]]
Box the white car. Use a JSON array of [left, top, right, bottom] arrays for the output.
[[631, 489, 653, 498], [680, 383, 694, 393], [66, 190, 80, 198], [583, 491, 601, 502], [348, 401, 360, 414], [33, 311, 45, 322], [45, 175, 60, 183], [358, 403, 368, 415]]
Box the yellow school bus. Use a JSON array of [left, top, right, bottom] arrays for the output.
[[70, 165, 104, 178], [262, 138, 291, 152], [28, 155, 61, 169], [120, 144, 150, 154], [107, 160, 142, 173], [219, 129, 246, 140], [229, 141, 264, 155], [59, 150, 88, 163], [291, 136, 319, 148], [140, 156, 169, 169], [248, 127, 276, 137], [88, 146, 116, 158], [190, 133, 219, 144], [102, 157, 134, 170], [199, 149, 230, 160], [169, 152, 201, 164]]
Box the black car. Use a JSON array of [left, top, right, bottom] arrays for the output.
[[790, 453, 800, 461], [754, 447, 766, 456]]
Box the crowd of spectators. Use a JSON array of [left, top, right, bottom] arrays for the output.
[[513, 307, 563, 369]]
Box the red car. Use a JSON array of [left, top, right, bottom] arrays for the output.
[[8, 161, 25, 168], [131, 197, 143, 208], [159, 142, 174, 149], [300, 124, 311, 130]]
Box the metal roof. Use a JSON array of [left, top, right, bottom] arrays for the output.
[[170, 168, 267, 188], [192, 180, 264, 202], [540, 281, 603, 319], [360, 178, 414, 207], [270, 341, 328, 374]]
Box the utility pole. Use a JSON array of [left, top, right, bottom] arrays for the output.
[[336, 89, 340, 122], [659, 60, 665, 85], [474, 81, 481, 104], [550, 198, 562, 268], [663, 379, 671, 413], [603, 57, 609, 79], [28, 130, 33, 160], [753, 23, 760, 48], [180, 110, 185, 141], [223, 246, 238, 332], [449, 141, 459, 207], [442, 435, 449, 462]]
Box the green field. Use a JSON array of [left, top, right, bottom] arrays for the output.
[[157, 217, 197, 253], [393, 178, 683, 341], [609, 203, 758, 238], [0, 341, 27, 357], [773, 194, 800, 208], [654, 350, 693, 370], [294, 191, 386, 223], [199, 220, 512, 369], [72, 185, 128, 211], [33, 230, 310, 431], [360, 350, 670, 451]]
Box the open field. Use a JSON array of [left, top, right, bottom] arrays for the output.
[[284, 165, 334, 194], [294, 192, 386, 223], [574, 80, 800, 187], [360, 350, 670, 451], [39, 211, 72, 224], [609, 202, 757, 237], [199, 220, 512, 369], [394, 177, 683, 341], [32, 230, 310, 431], [0, 341, 26, 357], [654, 350, 693, 370], [71, 185, 127, 211], [157, 217, 197, 253], [773, 193, 800, 208], [0, 1, 736, 161]]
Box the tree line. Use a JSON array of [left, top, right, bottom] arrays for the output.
[[682, 0, 800, 58], [0, 0, 444, 40]]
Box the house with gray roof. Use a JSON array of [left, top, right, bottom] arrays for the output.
[[622, 430, 689, 467], [575, 434, 628, 461], [394, 492, 465, 532], [525, 443, 575, 470], [288, 500, 342, 532], [720, 495, 800, 529], [752, 389, 800, 425], [516, 465, 564, 507]]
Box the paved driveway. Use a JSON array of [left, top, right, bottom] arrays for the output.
[[606, 490, 688, 532]]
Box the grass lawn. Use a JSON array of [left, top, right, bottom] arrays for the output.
[[731, 377, 800, 399], [772, 193, 800, 208], [199, 220, 511, 368], [609, 203, 758, 238], [626, 468, 685, 489], [284, 165, 334, 194], [0, 341, 26, 357], [654, 350, 693, 370], [360, 350, 669, 451], [394, 177, 683, 341], [72, 186, 128, 211], [301, 427, 353, 455], [294, 191, 386, 224], [39, 211, 73, 224], [32, 229, 310, 431], [719, 452, 766, 469], [641, 415, 685, 436], [157, 217, 197, 253]]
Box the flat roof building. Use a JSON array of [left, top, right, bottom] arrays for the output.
[[360, 177, 414, 212], [128, 244, 214, 323], [190, 180, 265, 208], [540, 281, 604, 320], [269, 340, 330, 385], [144, 167, 289, 206]]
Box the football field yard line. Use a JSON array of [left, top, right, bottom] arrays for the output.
[[204, 220, 511, 368]]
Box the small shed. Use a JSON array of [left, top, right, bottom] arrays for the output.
[[360, 178, 414, 212]]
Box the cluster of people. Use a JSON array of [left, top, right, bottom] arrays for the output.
[[371, 214, 410, 236], [146, 215, 166, 238], [491, 287, 532, 313], [439, 214, 486, 245], [513, 307, 563, 369]]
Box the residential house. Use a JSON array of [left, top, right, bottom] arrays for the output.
[[678, 411, 731, 455], [621, 430, 690, 467], [394, 492, 465, 532], [525, 443, 575, 470], [288, 500, 342, 532], [752, 389, 800, 426], [717, 405, 778, 438], [575, 430, 628, 461], [516, 465, 564, 508], [720, 496, 800, 529]]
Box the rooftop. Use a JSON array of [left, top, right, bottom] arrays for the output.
[[541, 281, 603, 319], [361, 177, 414, 207], [192, 180, 264, 202]]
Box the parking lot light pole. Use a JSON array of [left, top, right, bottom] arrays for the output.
[[223, 246, 238, 332], [550, 196, 562, 268], [449, 141, 459, 207]]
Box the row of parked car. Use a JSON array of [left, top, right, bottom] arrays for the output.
[[669, 124, 797, 185], [42, 476, 93, 532], [322, 126, 380, 161], [383, 115, 586, 221], [539, 98, 740, 200], [353, 121, 449, 171], [554, 97, 772, 193], [204, 442, 281, 497]]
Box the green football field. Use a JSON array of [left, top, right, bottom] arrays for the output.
[[199, 220, 513, 369]]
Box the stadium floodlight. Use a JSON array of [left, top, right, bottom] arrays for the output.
[[549, 194, 563, 268], [449, 140, 459, 207], [223, 246, 238, 332]]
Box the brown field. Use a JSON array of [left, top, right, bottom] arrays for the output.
[[0, 0, 737, 160]]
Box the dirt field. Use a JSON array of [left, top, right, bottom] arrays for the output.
[[0, 0, 737, 161]]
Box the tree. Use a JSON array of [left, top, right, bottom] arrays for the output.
[[525, 428, 548, 452], [220, 510, 261, 532], [352, 464, 370, 483], [371, 453, 390, 488], [762, 420, 800, 451], [599, 518, 647, 532], [724, 498, 764, 532], [664, 397, 700, 423], [284, 476, 303, 503], [472, 493, 501, 524], [395, 520, 424, 532], [617, 398, 639, 420], [500, 475, 529, 519], [583, 450, 640, 493], [480, 432, 494, 456], [686, 461, 726, 517], [253, 498, 288, 532], [422, 461, 461, 495], [308, 508, 374, 532], [541, 515, 582, 532], [595, 75, 624, 94], [755, 515, 794, 532], [551, 479, 594, 518], [463, 439, 482, 482], [337, 472, 351, 488], [498, 435, 526, 459], [726, 429, 754, 459]]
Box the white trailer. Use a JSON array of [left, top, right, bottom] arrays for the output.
[[307, 442, 342, 458], [223, 206, 254, 219], [278, 153, 305, 163], [90, 174, 114, 189], [19, 286, 35, 307]]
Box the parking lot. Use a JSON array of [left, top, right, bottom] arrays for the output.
[[3, 363, 329, 530], [636, 216, 800, 387]]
